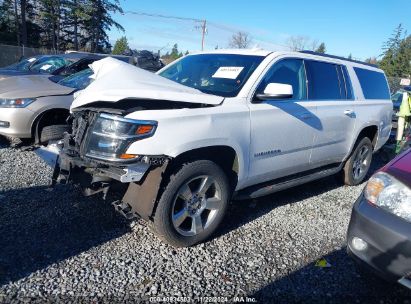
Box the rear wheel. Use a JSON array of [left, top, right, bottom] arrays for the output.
[[153, 160, 230, 247], [343, 137, 373, 186]]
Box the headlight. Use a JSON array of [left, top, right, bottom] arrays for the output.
[[85, 113, 157, 161], [0, 98, 36, 108], [364, 172, 411, 222]]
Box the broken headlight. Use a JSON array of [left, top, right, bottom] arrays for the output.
[[85, 113, 157, 161]]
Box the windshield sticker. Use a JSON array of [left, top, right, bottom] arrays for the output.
[[40, 64, 52, 71], [212, 67, 244, 79], [28, 57, 36, 62]]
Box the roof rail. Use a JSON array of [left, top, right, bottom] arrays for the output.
[[299, 50, 378, 68]]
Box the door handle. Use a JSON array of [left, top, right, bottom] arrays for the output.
[[299, 112, 313, 120], [344, 109, 356, 117]]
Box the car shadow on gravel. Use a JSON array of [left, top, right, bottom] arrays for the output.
[[215, 153, 386, 240], [0, 184, 131, 287], [250, 247, 411, 303], [0, 136, 9, 149]]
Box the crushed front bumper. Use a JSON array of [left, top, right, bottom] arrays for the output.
[[56, 151, 150, 184], [347, 194, 411, 288], [53, 145, 168, 220]]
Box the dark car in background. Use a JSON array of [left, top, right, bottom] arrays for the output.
[[0, 52, 132, 81], [347, 148, 411, 290], [0, 53, 88, 79], [128, 50, 165, 72], [49, 53, 131, 82]]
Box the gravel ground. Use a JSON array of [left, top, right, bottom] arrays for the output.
[[0, 136, 410, 303]]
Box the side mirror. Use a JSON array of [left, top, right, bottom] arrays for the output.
[[255, 83, 293, 101]]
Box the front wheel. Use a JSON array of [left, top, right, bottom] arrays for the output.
[[343, 137, 373, 186], [153, 160, 230, 247], [39, 124, 69, 145]]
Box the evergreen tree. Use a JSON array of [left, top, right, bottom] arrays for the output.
[[86, 0, 124, 52], [315, 42, 326, 53], [0, 0, 124, 53], [112, 36, 129, 54], [379, 24, 411, 77], [0, 0, 17, 45], [382, 23, 404, 56], [170, 43, 179, 60]]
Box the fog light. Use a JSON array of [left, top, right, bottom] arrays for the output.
[[0, 121, 10, 128], [352, 237, 368, 251]]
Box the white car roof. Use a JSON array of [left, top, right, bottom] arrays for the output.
[[187, 49, 382, 72], [189, 48, 273, 57]]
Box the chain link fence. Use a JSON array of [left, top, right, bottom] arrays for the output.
[[0, 44, 58, 67]]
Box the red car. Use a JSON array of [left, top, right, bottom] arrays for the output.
[[347, 148, 411, 289]]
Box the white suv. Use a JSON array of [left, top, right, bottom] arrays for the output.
[[54, 50, 392, 247]]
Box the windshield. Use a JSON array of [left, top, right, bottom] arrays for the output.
[[30, 56, 73, 73], [159, 54, 265, 97], [58, 68, 93, 90], [4, 56, 40, 71]]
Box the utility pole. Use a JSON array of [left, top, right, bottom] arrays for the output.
[[125, 11, 208, 51], [201, 19, 207, 51]]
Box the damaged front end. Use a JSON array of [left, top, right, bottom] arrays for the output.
[[53, 109, 169, 220]]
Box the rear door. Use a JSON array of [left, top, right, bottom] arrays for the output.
[[307, 60, 357, 167]]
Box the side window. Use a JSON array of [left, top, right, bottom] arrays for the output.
[[354, 67, 390, 100], [256, 59, 307, 100], [342, 65, 354, 99], [305, 60, 343, 100]]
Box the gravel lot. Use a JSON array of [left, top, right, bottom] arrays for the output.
[[0, 136, 410, 303]]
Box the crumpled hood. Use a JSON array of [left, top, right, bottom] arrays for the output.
[[0, 74, 74, 99], [70, 57, 224, 110]]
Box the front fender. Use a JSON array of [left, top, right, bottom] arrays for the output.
[[125, 106, 250, 189]]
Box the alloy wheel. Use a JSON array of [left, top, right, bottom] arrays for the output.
[[352, 145, 371, 181], [171, 175, 223, 237]]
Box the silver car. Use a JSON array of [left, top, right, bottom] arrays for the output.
[[0, 68, 93, 144]]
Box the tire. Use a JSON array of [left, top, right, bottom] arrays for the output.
[[18, 138, 33, 146], [39, 124, 69, 144], [343, 137, 373, 186], [153, 160, 230, 247]]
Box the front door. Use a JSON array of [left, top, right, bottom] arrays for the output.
[[248, 58, 319, 186]]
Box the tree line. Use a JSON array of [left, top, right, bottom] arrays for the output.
[[0, 0, 123, 52], [1, 2, 409, 79], [378, 24, 411, 78]]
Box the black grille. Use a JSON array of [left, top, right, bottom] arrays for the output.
[[73, 115, 88, 151], [64, 111, 97, 157]]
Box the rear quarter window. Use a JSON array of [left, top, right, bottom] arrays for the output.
[[354, 67, 390, 100]]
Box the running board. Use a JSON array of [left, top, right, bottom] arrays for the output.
[[233, 163, 343, 200]]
